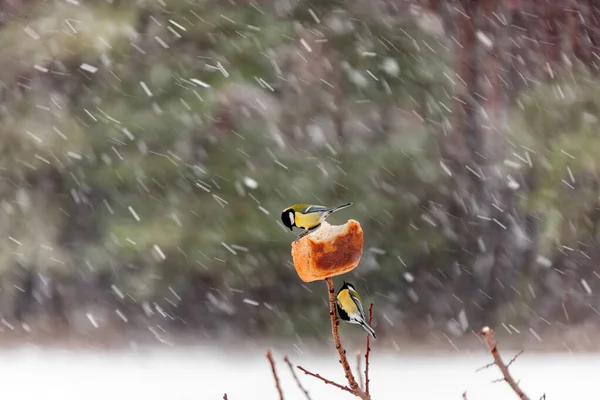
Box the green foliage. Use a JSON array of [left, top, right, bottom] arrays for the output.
[[509, 69, 600, 256], [0, 0, 453, 336]]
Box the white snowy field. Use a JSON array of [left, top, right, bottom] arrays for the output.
[[0, 345, 596, 399]]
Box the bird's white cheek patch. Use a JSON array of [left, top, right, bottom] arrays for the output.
[[288, 212, 294, 226]]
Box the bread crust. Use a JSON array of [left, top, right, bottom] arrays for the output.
[[291, 219, 364, 282]]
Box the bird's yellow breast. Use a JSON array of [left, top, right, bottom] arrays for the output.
[[338, 289, 359, 315], [294, 211, 322, 230]]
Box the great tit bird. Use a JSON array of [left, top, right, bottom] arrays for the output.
[[281, 202, 353, 239], [336, 281, 376, 339]]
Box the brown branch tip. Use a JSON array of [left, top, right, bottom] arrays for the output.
[[266, 349, 284, 400], [223, 394, 228, 400], [479, 326, 530, 400]]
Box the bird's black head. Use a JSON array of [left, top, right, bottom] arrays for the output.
[[281, 208, 296, 231], [339, 281, 354, 294]]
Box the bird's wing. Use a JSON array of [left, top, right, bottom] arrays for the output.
[[302, 205, 328, 214], [349, 290, 366, 318]]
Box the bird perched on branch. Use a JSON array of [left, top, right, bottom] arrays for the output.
[[336, 281, 376, 339], [281, 202, 353, 239]]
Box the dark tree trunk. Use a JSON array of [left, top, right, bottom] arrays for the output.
[[421, 0, 600, 331], [434, 0, 531, 330], [49, 276, 70, 329], [13, 265, 35, 323]]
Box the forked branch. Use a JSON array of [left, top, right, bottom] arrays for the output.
[[326, 277, 370, 399], [300, 278, 370, 399], [479, 326, 530, 400]]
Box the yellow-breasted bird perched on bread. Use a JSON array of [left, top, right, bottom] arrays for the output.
[[336, 281, 376, 339], [281, 202, 353, 239]]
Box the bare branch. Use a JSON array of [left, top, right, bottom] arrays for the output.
[[364, 303, 374, 396], [324, 277, 370, 399], [356, 350, 364, 390], [266, 349, 284, 400], [479, 326, 531, 400], [283, 355, 312, 400], [294, 279, 373, 399], [297, 365, 353, 394]]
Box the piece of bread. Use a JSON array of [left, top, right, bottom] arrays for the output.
[[291, 219, 364, 282]]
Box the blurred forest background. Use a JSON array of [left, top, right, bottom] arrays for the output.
[[2, 0, 600, 348]]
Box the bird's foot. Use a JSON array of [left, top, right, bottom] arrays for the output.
[[297, 230, 309, 240], [296, 224, 321, 240]]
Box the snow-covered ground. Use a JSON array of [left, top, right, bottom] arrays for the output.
[[2, 345, 596, 399]]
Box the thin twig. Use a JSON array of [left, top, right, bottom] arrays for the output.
[[476, 361, 496, 372], [507, 350, 525, 368], [479, 326, 531, 400], [266, 349, 285, 400], [297, 365, 353, 394], [356, 351, 364, 390], [364, 303, 373, 396], [284, 356, 312, 400]]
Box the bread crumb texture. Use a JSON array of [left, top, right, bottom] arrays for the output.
[[291, 219, 364, 282]]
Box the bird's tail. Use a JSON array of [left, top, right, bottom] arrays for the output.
[[360, 321, 376, 339], [326, 202, 353, 214]]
